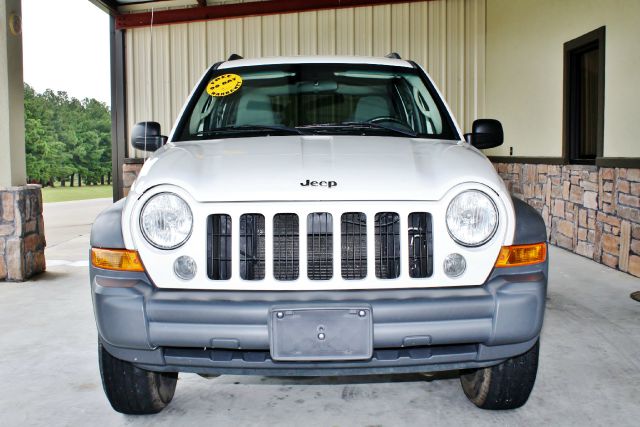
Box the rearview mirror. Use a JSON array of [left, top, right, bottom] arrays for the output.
[[297, 80, 338, 93], [131, 122, 168, 152], [464, 119, 503, 149]]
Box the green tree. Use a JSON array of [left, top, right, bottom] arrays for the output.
[[23, 84, 112, 187]]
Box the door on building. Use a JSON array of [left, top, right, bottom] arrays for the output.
[[564, 27, 605, 164]]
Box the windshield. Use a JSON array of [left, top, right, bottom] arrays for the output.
[[175, 63, 459, 141]]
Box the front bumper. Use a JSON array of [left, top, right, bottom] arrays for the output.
[[91, 262, 547, 376]]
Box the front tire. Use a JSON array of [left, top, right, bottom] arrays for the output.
[[460, 340, 539, 410], [99, 343, 178, 415]]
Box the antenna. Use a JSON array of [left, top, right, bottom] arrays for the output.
[[385, 52, 401, 59], [227, 53, 244, 61]]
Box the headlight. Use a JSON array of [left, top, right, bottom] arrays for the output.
[[140, 193, 193, 249], [446, 190, 498, 247]]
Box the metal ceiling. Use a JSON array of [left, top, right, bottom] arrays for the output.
[[90, 0, 428, 29], [89, 0, 264, 15]]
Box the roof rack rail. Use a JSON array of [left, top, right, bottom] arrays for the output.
[[385, 52, 401, 59], [227, 53, 243, 61]]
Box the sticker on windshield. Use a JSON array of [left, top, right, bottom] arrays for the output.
[[207, 74, 243, 97]]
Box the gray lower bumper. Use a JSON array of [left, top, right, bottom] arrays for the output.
[[91, 262, 547, 375]]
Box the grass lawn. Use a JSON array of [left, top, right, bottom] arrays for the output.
[[42, 184, 113, 203]]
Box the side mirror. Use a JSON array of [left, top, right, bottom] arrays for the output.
[[131, 122, 168, 152], [464, 119, 503, 149]]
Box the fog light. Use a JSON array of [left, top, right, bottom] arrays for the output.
[[174, 256, 197, 280], [444, 253, 466, 277]]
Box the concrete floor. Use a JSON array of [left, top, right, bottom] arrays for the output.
[[1, 199, 639, 426]]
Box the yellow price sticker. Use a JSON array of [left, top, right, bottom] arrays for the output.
[[206, 73, 243, 97]]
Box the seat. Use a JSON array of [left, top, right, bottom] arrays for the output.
[[353, 95, 392, 122], [235, 93, 277, 125]]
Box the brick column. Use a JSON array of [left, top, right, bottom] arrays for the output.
[[122, 158, 144, 197], [0, 185, 46, 281]]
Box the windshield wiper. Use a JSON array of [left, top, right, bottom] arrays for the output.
[[195, 124, 307, 137], [299, 121, 417, 138], [341, 121, 418, 137]]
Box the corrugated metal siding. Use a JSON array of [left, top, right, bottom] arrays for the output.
[[125, 0, 486, 156]]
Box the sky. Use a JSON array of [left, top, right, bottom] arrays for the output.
[[22, 0, 111, 104]]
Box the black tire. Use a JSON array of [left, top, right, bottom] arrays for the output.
[[460, 340, 539, 410], [99, 343, 178, 415]]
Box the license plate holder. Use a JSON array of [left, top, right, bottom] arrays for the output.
[[269, 306, 373, 361]]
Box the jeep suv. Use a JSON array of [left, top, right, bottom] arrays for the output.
[[90, 54, 548, 414]]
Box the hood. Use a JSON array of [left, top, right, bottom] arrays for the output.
[[131, 136, 505, 202]]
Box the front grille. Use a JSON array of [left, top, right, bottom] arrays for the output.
[[375, 212, 401, 279], [206, 210, 433, 283], [273, 214, 299, 281], [307, 213, 333, 280], [240, 214, 265, 280], [408, 212, 433, 278], [341, 212, 367, 279], [207, 214, 232, 280]]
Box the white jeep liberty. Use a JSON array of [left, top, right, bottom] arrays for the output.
[[90, 54, 548, 414]]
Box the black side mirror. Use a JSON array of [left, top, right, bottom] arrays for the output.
[[464, 119, 504, 149], [131, 122, 168, 152]]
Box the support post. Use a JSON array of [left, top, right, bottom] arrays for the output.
[[110, 16, 127, 201], [0, 0, 26, 187], [0, 0, 46, 281]]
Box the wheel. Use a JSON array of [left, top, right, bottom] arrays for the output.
[[99, 343, 178, 415], [460, 340, 539, 410]]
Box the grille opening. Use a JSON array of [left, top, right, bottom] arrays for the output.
[[273, 214, 299, 281], [408, 213, 433, 278], [375, 212, 400, 279], [341, 212, 367, 279], [207, 214, 232, 280], [307, 212, 333, 280], [240, 214, 265, 280]]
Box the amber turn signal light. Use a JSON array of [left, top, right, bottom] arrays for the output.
[[91, 248, 145, 272], [494, 243, 547, 268]]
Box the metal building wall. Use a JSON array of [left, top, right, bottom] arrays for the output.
[[125, 0, 485, 157]]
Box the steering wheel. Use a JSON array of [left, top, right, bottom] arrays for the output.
[[367, 116, 409, 126]]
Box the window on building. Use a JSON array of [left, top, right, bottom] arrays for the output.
[[564, 27, 605, 164]]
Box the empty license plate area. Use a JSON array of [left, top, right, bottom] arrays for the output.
[[269, 306, 373, 361]]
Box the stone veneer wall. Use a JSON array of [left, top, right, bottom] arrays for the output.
[[122, 159, 144, 197], [494, 163, 640, 278], [0, 185, 46, 281]]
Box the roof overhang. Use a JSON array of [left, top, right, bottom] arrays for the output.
[[88, 0, 119, 15], [89, 0, 432, 29]]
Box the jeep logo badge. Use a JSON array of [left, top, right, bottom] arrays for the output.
[[300, 179, 338, 188]]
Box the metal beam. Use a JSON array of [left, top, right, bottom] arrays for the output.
[[109, 16, 127, 201], [115, 0, 432, 29]]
